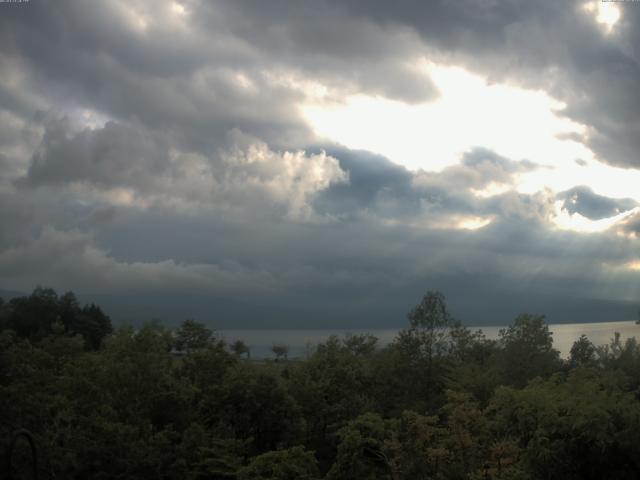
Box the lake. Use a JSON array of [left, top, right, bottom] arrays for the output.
[[220, 320, 640, 359]]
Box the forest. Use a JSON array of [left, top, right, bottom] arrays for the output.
[[3, 287, 640, 479]]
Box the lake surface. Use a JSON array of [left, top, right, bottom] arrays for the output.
[[220, 321, 640, 359]]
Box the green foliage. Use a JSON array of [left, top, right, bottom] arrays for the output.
[[398, 409, 454, 479], [204, 364, 304, 455], [404, 290, 456, 362], [488, 368, 640, 479], [497, 313, 561, 387], [288, 334, 376, 468], [174, 318, 215, 353], [379, 291, 458, 412], [326, 412, 397, 480], [4, 286, 640, 479], [447, 326, 501, 405], [179, 340, 237, 392], [237, 446, 320, 480], [342, 332, 378, 356], [441, 391, 489, 477], [2, 287, 112, 349], [231, 339, 251, 358], [569, 334, 597, 367], [272, 343, 289, 361]]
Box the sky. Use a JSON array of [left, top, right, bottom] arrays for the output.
[[0, 0, 639, 327]]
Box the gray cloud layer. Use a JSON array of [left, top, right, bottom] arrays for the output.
[[0, 0, 639, 326], [558, 186, 637, 220]]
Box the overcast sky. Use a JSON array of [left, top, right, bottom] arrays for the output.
[[1, 0, 639, 327]]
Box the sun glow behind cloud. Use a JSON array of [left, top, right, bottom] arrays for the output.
[[171, 2, 186, 16], [552, 203, 639, 233], [626, 261, 640, 271], [455, 216, 493, 231], [382, 214, 494, 232], [582, 1, 621, 33], [302, 63, 588, 172], [302, 61, 640, 233]]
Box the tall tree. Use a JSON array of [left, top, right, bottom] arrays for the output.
[[7, 286, 59, 340], [498, 314, 560, 387], [272, 343, 289, 361], [174, 319, 214, 353], [403, 291, 455, 368], [342, 333, 378, 356], [390, 291, 456, 409], [231, 339, 251, 359], [569, 334, 597, 367]]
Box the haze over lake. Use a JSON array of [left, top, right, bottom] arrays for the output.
[[221, 321, 640, 359]]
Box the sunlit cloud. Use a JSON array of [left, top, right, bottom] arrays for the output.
[[234, 72, 255, 90], [626, 261, 640, 271], [518, 157, 640, 203], [456, 216, 493, 231], [171, 1, 186, 16], [302, 62, 587, 172], [303, 60, 640, 215], [552, 202, 639, 233], [379, 213, 494, 232], [117, 2, 149, 32], [471, 182, 515, 199], [432, 215, 494, 231], [70, 108, 111, 131]]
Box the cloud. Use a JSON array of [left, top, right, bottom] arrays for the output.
[[0, 0, 639, 326], [21, 118, 348, 220], [3, 0, 639, 169], [0, 0, 437, 159], [330, 0, 640, 168], [0, 226, 281, 296], [414, 148, 538, 194], [26, 119, 171, 189], [0, 191, 34, 249], [558, 186, 637, 220], [213, 131, 349, 220], [619, 211, 640, 238]]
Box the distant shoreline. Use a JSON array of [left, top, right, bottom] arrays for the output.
[[220, 320, 639, 359]]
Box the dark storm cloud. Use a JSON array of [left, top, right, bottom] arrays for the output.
[[67, 187, 638, 327], [315, 147, 542, 223], [25, 119, 171, 189], [0, 192, 34, 249], [414, 148, 538, 196], [0, 0, 639, 326], [313, 147, 420, 218], [5, 0, 637, 165], [0, 0, 436, 156], [2, 0, 639, 165], [0, 1, 312, 155], [199, 0, 438, 103]]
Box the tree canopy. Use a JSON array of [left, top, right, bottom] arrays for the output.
[[2, 287, 640, 479]]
